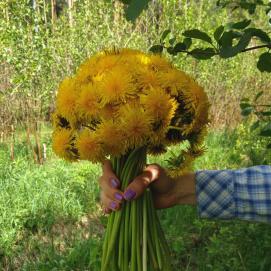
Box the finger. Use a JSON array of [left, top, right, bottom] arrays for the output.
[[101, 191, 121, 211], [100, 160, 121, 190], [99, 176, 124, 203], [123, 164, 162, 201], [102, 159, 113, 172], [99, 173, 121, 191], [123, 167, 158, 201]]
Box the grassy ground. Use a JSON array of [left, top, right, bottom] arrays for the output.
[[0, 125, 271, 271]]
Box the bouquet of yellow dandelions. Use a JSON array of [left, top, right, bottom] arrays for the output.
[[52, 48, 209, 271]]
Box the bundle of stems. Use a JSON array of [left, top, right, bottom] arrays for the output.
[[101, 146, 172, 271]]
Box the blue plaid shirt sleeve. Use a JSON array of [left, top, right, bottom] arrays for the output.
[[195, 165, 271, 223]]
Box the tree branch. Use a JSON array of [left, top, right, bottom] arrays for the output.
[[165, 43, 271, 56], [241, 44, 271, 53]]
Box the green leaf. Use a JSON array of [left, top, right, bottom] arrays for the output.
[[240, 97, 250, 103], [161, 29, 171, 42], [231, 19, 251, 29], [219, 31, 242, 47], [214, 25, 224, 42], [189, 48, 216, 60], [250, 120, 260, 131], [241, 106, 253, 116], [125, 0, 151, 21], [248, 4, 256, 14], [183, 38, 192, 49], [261, 111, 271, 116], [259, 122, 271, 137], [254, 91, 264, 101], [245, 28, 271, 44], [220, 31, 252, 58], [240, 2, 256, 14], [174, 42, 187, 52], [267, 143, 271, 149], [167, 46, 175, 55], [183, 29, 213, 44], [169, 37, 176, 46], [266, 7, 271, 15], [240, 102, 251, 110], [257, 52, 271, 72], [149, 45, 163, 54]]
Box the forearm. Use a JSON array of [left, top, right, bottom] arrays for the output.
[[195, 165, 271, 223], [173, 166, 271, 223], [173, 172, 197, 205]]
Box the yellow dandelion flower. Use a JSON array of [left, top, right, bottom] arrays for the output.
[[51, 112, 71, 130], [76, 55, 100, 84], [136, 54, 151, 65], [140, 87, 178, 144], [140, 87, 178, 123], [52, 129, 77, 161], [92, 72, 106, 83], [180, 81, 210, 134], [53, 48, 209, 177], [149, 54, 171, 71], [120, 48, 142, 56], [99, 67, 136, 105], [166, 150, 194, 178], [76, 129, 104, 162], [96, 120, 127, 156], [76, 83, 101, 119], [158, 69, 191, 96], [96, 54, 122, 72], [100, 103, 119, 120], [137, 68, 161, 89], [56, 77, 79, 121], [119, 105, 153, 148]]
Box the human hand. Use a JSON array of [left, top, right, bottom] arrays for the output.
[[99, 160, 196, 214]]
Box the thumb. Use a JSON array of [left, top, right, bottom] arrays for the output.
[[123, 164, 160, 201]]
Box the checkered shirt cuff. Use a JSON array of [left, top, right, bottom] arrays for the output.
[[195, 166, 271, 223]]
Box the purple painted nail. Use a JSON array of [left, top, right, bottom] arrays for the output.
[[110, 178, 119, 188], [115, 193, 123, 201], [124, 189, 136, 201], [110, 201, 118, 210]]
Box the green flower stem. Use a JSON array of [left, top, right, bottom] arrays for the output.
[[123, 203, 130, 270], [118, 216, 125, 268], [102, 211, 123, 271], [148, 192, 162, 269], [143, 190, 148, 271], [137, 197, 143, 271], [101, 146, 172, 271], [131, 201, 137, 271]]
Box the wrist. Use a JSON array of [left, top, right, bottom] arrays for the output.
[[173, 172, 197, 205]]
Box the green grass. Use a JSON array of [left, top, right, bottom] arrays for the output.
[[0, 126, 271, 270]]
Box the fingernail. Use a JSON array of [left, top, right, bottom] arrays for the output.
[[110, 201, 118, 210], [110, 178, 119, 188], [115, 192, 123, 201], [124, 189, 136, 201]]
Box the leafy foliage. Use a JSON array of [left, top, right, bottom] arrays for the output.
[[149, 19, 271, 69], [240, 91, 271, 148], [123, 0, 271, 72]]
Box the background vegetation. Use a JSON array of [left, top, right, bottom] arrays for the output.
[[0, 0, 270, 270]]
